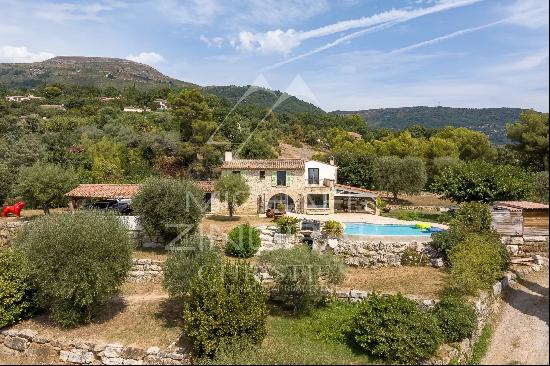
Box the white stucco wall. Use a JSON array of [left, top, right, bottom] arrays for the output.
[[304, 160, 337, 186]]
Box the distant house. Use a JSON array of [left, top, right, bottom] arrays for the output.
[[5, 95, 44, 103], [347, 131, 362, 140], [123, 106, 149, 113], [154, 99, 169, 110], [98, 96, 121, 102], [40, 104, 66, 111]]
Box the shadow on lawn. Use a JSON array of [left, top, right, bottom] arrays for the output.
[[32, 300, 128, 328], [154, 298, 184, 328]]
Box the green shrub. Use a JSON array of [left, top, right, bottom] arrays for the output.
[[133, 177, 204, 243], [226, 224, 261, 258], [400, 247, 429, 266], [431, 228, 466, 261], [352, 293, 443, 363], [432, 294, 477, 343], [276, 216, 300, 234], [163, 235, 221, 298], [0, 248, 37, 328], [183, 261, 267, 357], [260, 246, 345, 313], [322, 220, 344, 237], [452, 202, 492, 232], [16, 211, 132, 327], [448, 232, 508, 295]]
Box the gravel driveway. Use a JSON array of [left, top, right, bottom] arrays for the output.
[[482, 267, 549, 365]]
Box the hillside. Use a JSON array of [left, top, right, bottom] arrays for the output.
[[204, 85, 324, 115], [0, 56, 195, 89], [335, 106, 526, 144]]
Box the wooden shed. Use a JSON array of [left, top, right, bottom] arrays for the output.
[[492, 201, 549, 237]]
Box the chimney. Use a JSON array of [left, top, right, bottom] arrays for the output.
[[329, 156, 335, 166], [224, 151, 233, 162]]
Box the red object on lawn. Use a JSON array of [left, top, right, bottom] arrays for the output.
[[2, 201, 25, 218]]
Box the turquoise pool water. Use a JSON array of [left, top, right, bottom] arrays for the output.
[[344, 223, 437, 236]]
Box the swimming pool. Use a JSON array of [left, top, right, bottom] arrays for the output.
[[343, 223, 441, 236]]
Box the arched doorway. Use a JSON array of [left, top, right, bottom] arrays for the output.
[[268, 193, 295, 212]]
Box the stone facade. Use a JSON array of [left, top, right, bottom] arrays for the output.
[[214, 155, 337, 216], [0, 329, 190, 365]]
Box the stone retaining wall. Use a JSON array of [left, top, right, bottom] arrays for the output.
[[0, 220, 25, 246], [501, 235, 549, 256], [127, 259, 164, 282], [318, 238, 444, 268], [0, 328, 189, 365]]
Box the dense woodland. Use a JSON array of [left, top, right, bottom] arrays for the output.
[[0, 82, 548, 207]]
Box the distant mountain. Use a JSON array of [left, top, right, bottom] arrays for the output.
[[335, 106, 527, 144], [0, 56, 323, 115], [204, 85, 324, 115], [0, 56, 195, 89]]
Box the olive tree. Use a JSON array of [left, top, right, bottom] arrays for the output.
[[132, 177, 205, 243], [373, 156, 427, 200], [214, 173, 250, 217], [16, 211, 133, 326], [12, 162, 78, 214]]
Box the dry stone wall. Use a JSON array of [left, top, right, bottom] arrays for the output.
[[0, 328, 190, 365], [0, 220, 25, 246], [127, 259, 164, 282]]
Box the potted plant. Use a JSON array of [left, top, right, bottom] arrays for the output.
[[321, 220, 344, 249]]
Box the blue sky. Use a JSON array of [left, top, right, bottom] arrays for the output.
[[0, 0, 548, 112]]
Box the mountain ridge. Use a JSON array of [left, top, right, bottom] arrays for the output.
[[335, 106, 530, 144]]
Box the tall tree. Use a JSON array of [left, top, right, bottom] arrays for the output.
[[169, 89, 213, 142], [506, 110, 549, 171], [431, 160, 533, 203]]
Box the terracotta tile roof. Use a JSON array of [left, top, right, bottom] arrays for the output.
[[66, 184, 141, 199], [335, 183, 379, 196], [195, 180, 214, 192], [221, 159, 305, 170], [494, 201, 549, 210]]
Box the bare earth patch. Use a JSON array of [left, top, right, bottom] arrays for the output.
[[10, 282, 180, 349], [200, 215, 274, 236], [341, 266, 448, 298], [482, 267, 549, 365]]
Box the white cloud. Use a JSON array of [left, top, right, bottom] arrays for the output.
[[490, 49, 549, 73], [34, 1, 127, 22], [200, 35, 225, 48], [501, 0, 549, 29], [126, 52, 166, 65], [157, 0, 329, 26], [233, 0, 484, 55], [157, 0, 222, 25], [0, 45, 55, 63]]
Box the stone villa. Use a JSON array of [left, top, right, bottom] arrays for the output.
[[65, 152, 379, 216], [205, 152, 379, 215]]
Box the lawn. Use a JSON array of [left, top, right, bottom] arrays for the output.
[[381, 209, 450, 223], [200, 302, 377, 365], [342, 266, 448, 298]]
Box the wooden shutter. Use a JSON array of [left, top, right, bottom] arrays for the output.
[[271, 171, 277, 187], [286, 171, 292, 186]]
